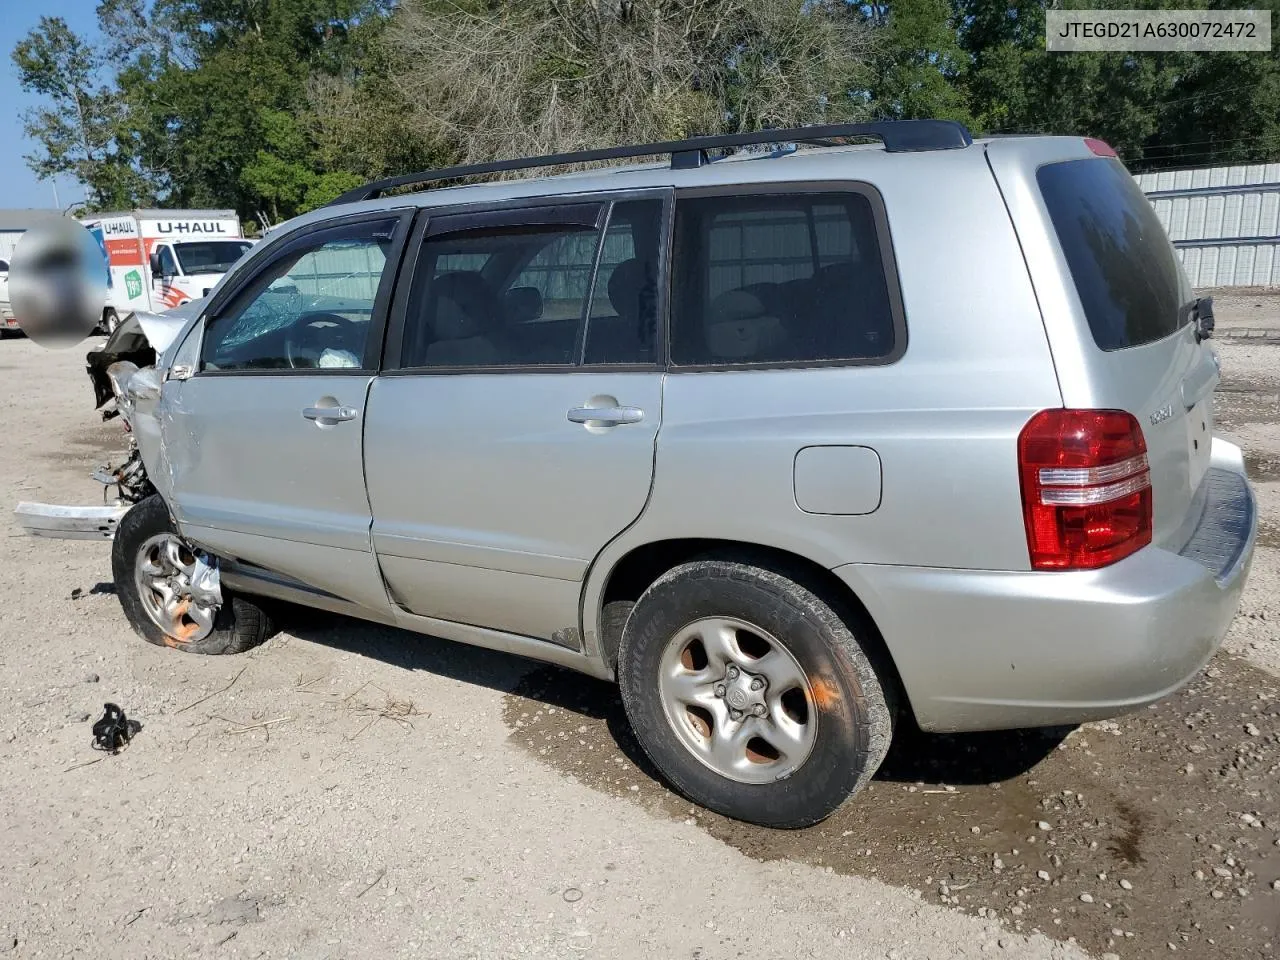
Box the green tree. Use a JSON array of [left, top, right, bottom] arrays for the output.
[[1136, 0, 1280, 169], [12, 16, 153, 209], [954, 0, 1280, 169], [14, 1, 428, 224], [858, 0, 972, 123], [955, 0, 1182, 156]]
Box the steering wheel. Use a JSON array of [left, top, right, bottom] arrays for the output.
[[283, 313, 360, 369]]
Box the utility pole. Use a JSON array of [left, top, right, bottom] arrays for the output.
[[52, 179, 60, 209]]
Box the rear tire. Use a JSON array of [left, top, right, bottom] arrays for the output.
[[103, 308, 120, 335], [111, 495, 272, 655], [617, 559, 895, 828]]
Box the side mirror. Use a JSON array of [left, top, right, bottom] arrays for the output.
[[148, 251, 162, 278]]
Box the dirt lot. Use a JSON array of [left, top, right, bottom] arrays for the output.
[[2, 295, 1279, 960]]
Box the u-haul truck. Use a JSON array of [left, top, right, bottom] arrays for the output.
[[80, 209, 253, 330]]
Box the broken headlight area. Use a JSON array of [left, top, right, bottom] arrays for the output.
[[87, 312, 157, 418]]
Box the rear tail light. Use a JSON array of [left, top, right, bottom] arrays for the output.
[[1018, 409, 1152, 570]]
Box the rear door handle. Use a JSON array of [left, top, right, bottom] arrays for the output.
[[302, 406, 359, 423], [567, 405, 644, 426]]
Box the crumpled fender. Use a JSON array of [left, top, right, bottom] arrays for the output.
[[114, 301, 207, 508]]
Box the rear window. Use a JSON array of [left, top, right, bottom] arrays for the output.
[[670, 191, 898, 366], [1038, 157, 1188, 351]]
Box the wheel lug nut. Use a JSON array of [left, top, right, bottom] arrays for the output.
[[729, 708, 743, 721], [726, 666, 739, 680], [752, 703, 767, 717], [714, 684, 727, 698], [749, 678, 764, 691]]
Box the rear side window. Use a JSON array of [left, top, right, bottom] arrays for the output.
[[1038, 158, 1188, 351], [670, 190, 897, 366]]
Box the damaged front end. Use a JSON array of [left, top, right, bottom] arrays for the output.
[[14, 308, 189, 539]]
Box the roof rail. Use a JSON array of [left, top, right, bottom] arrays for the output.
[[327, 119, 973, 206]]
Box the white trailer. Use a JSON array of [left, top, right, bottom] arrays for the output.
[[80, 209, 252, 330]]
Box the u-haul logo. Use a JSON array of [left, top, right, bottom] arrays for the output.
[[102, 220, 136, 236], [155, 221, 231, 235]]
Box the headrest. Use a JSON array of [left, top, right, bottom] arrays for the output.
[[704, 289, 787, 360], [608, 258, 649, 321], [429, 271, 500, 341], [504, 286, 543, 323]]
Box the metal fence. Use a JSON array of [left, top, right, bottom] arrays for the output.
[[1135, 164, 1280, 289]]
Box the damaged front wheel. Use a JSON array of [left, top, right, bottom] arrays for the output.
[[112, 495, 272, 655]]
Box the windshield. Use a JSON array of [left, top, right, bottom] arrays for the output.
[[175, 240, 252, 275]]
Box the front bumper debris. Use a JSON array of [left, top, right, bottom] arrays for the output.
[[14, 501, 129, 540]]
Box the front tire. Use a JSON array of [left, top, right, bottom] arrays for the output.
[[103, 308, 120, 335], [617, 559, 895, 828], [111, 495, 272, 655]]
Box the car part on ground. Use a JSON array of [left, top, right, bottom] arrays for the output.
[[91, 703, 135, 754]]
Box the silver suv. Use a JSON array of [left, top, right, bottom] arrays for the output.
[[42, 122, 1264, 827]]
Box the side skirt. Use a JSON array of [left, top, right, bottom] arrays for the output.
[[221, 560, 615, 681]]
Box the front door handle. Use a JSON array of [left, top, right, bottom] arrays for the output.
[[302, 405, 359, 423], [567, 405, 644, 426]]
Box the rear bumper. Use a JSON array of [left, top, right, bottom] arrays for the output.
[[837, 438, 1257, 733]]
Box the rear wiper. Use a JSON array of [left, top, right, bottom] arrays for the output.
[[1181, 296, 1215, 342], [1194, 296, 1215, 342]]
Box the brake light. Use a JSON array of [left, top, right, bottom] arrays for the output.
[[1018, 409, 1152, 570], [1084, 138, 1117, 158]]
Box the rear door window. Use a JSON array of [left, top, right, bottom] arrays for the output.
[[669, 190, 898, 366], [1037, 158, 1189, 351], [584, 199, 664, 365], [402, 223, 599, 368], [397, 196, 666, 369]]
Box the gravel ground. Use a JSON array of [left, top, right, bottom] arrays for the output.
[[2, 293, 1279, 960]]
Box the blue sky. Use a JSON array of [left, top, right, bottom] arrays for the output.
[[1, 0, 100, 210]]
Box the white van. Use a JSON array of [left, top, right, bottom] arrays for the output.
[[81, 209, 253, 331]]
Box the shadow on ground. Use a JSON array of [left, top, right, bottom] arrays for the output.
[[277, 605, 1280, 960], [280, 604, 1060, 787]]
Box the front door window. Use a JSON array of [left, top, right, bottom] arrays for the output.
[[200, 220, 397, 371]]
